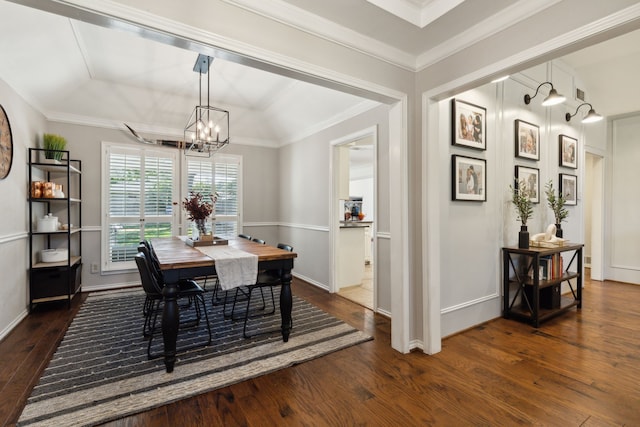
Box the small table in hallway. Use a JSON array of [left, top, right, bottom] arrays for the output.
[[151, 237, 297, 372]]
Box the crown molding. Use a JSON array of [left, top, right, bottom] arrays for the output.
[[415, 0, 561, 71], [283, 99, 380, 146], [223, 0, 416, 71], [366, 0, 464, 29]]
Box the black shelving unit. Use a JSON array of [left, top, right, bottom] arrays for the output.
[[502, 243, 583, 327], [28, 148, 82, 311]]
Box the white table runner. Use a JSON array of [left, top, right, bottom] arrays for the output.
[[195, 245, 258, 290]]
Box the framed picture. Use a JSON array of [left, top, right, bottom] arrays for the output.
[[515, 119, 540, 160], [451, 98, 486, 150], [560, 173, 577, 205], [559, 134, 578, 168], [515, 165, 540, 203], [451, 155, 486, 201]]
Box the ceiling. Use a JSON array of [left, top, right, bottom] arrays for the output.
[[0, 0, 639, 149]]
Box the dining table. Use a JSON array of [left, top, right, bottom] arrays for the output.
[[150, 236, 297, 372]]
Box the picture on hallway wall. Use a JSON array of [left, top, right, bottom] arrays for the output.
[[515, 119, 540, 161], [515, 165, 540, 203], [451, 155, 486, 201], [560, 173, 578, 205], [559, 134, 578, 169], [451, 98, 486, 150]]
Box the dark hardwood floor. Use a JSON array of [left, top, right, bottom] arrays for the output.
[[1, 274, 639, 426]]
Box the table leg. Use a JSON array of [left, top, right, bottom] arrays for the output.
[[161, 282, 180, 373], [280, 269, 293, 342]]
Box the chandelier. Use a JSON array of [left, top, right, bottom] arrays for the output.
[[184, 54, 230, 157]]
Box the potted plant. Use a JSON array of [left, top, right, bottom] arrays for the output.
[[510, 178, 533, 248], [42, 133, 67, 162], [545, 180, 568, 237]]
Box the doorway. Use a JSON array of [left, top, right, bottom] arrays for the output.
[[330, 127, 377, 311], [585, 151, 604, 280]]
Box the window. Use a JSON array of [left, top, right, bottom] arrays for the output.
[[102, 143, 178, 271], [185, 154, 242, 238]]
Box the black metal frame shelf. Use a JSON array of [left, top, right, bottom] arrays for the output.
[[502, 244, 583, 327], [28, 148, 82, 311]]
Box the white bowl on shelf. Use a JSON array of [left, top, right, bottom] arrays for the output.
[[41, 249, 68, 263]]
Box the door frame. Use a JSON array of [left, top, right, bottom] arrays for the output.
[[329, 125, 378, 312]]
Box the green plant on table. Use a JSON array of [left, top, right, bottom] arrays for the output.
[[509, 178, 533, 226], [545, 180, 568, 224]]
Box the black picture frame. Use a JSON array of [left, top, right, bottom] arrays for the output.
[[515, 165, 540, 203], [515, 119, 540, 160], [559, 134, 578, 169], [451, 154, 486, 202], [451, 98, 486, 150], [560, 173, 578, 205]]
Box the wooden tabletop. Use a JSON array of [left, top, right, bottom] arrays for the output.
[[151, 237, 297, 271]]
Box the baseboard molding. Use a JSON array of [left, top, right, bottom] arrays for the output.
[[0, 309, 28, 342], [82, 281, 140, 293], [293, 272, 328, 291]]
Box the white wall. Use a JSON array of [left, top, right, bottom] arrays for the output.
[[0, 78, 47, 339], [606, 115, 640, 284], [436, 61, 591, 337]]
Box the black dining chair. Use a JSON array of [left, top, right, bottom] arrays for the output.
[[238, 233, 252, 240], [134, 252, 212, 359], [252, 238, 266, 244], [231, 243, 294, 338]]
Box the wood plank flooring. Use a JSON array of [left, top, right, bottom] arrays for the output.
[[1, 274, 638, 426]]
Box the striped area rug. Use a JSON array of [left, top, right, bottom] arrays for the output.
[[18, 288, 371, 426]]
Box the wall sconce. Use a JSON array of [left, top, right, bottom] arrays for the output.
[[524, 82, 566, 106], [565, 102, 603, 123]]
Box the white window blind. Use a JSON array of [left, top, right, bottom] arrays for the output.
[[185, 154, 241, 238], [103, 143, 177, 271]]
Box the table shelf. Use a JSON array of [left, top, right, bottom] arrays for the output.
[[502, 244, 583, 327]]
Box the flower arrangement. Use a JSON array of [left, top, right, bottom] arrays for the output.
[[509, 178, 533, 226], [544, 180, 568, 225], [182, 191, 213, 221], [183, 191, 220, 239]]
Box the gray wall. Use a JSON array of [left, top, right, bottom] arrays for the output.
[[0, 77, 47, 338], [278, 104, 391, 311], [46, 121, 282, 290]]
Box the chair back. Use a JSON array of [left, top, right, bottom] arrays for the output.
[[277, 243, 293, 252], [252, 238, 266, 244], [138, 243, 165, 286], [262, 243, 294, 278], [135, 252, 163, 297], [238, 234, 252, 240]]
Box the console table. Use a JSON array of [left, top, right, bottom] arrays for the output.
[[502, 244, 583, 327]]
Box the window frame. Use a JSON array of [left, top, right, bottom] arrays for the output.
[[101, 142, 179, 272], [181, 153, 243, 238], [100, 142, 243, 273]]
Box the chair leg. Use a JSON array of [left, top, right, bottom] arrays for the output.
[[197, 293, 212, 346], [211, 278, 225, 306]]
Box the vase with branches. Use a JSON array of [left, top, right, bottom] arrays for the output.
[[545, 180, 568, 237], [510, 178, 534, 248], [183, 191, 217, 239]]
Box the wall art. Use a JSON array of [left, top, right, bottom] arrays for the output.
[[560, 173, 577, 205], [451, 98, 486, 150], [452, 154, 486, 201], [515, 119, 539, 161], [559, 134, 578, 169], [515, 165, 540, 203]]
